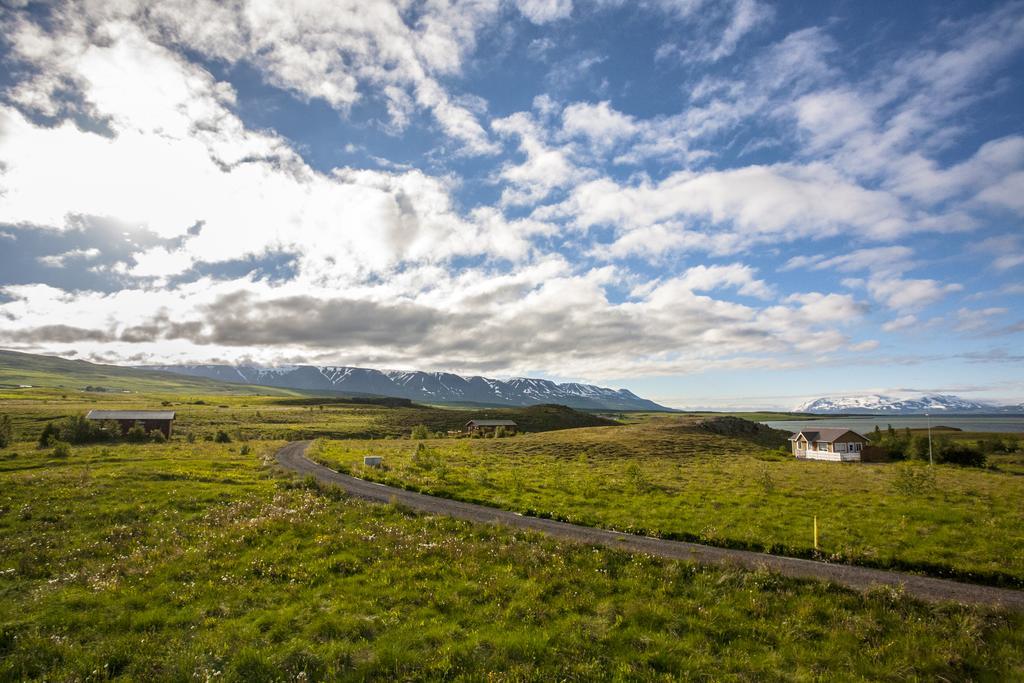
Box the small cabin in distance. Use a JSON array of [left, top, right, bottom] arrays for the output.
[[465, 419, 518, 436], [789, 428, 869, 462], [85, 410, 176, 438]]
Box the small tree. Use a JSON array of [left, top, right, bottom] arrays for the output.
[[911, 435, 931, 461], [214, 430, 232, 443], [0, 414, 13, 448], [494, 426, 507, 438], [51, 441, 72, 458], [38, 422, 59, 448], [126, 422, 149, 443], [410, 424, 430, 440], [937, 442, 986, 468]]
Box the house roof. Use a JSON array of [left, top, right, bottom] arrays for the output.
[[86, 410, 176, 421], [788, 428, 869, 442], [466, 419, 518, 427]]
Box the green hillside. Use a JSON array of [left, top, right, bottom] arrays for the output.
[[0, 350, 298, 396]]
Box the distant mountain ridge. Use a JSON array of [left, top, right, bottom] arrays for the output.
[[147, 364, 671, 411], [795, 394, 1024, 414]]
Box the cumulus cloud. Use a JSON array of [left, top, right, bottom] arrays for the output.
[[491, 111, 584, 205], [4, 0, 501, 155], [866, 278, 963, 311], [515, 0, 573, 24], [37, 248, 101, 268], [0, 0, 1019, 389]]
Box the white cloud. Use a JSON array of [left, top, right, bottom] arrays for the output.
[[7, 0, 501, 155], [515, 0, 573, 23], [954, 307, 1008, 333], [670, 263, 774, 299], [782, 246, 915, 278], [37, 248, 101, 268], [866, 277, 962, 310], [128, 247, 195, 278], [561, 100, 637, 147], [0, 21, 544, 286], [539, 162, 926, 261], [491, 111, 583, 205], [976, 234, 1024, 271], [882, 315, 918, 332]]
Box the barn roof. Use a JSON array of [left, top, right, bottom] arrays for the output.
[[788, 428, 868, 442], [466, 419, 518, 426], [86, 410, 176, 421]]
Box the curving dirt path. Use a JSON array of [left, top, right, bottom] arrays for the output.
[[275, 441, 1024, 610]]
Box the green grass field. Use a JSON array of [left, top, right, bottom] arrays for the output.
[[2, 366, 1024, 680], [1, 437, 1023, 680], [314, 419, 1024, 586], [0, 385, 614, 445]]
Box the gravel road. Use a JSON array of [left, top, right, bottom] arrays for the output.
[[275, 440, 1024, 610]]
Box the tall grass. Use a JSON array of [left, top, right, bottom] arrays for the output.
[[1, 438, 1022, 679], [316, 422, 1024, 585]]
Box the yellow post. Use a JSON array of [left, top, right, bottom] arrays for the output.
[[813, 516, 819, 551]]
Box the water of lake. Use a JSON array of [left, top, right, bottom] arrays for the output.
[[762, 416, 1024, 434]]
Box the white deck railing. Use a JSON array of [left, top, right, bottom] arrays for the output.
[[797, 449, 861, 462]]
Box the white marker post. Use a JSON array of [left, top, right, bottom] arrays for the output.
[[926, 412, 933, 466]]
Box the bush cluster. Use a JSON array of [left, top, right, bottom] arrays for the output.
[[870, 425, 987, 467], [0, 414, 13, 448], [38, 414, 169, 448]]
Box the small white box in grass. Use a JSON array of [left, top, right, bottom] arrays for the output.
[[363, 455, 383, 468]]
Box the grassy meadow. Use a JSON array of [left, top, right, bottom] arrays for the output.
[[0, 386, 612, 444], [315, 419, 1024, 586], [2, 434, 1024, 680], [1, 379, 1024, 679]]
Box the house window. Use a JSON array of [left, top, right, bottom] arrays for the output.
[[852, 442, 862, 452]]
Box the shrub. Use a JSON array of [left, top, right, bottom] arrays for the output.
[[410, 424, 430, 440], [39, 414, 112, 447], [892, 464, 936, 495], [151, 430, 167, 443], [911, 435, 932, 461], [186, 432, 196, 443], [937, 443, 986, 468], [240, 444, 252, 455], [38, 422, 58, 448], [0, 414, 13, 448], [126, 423, 149, 443], [494, 426, 508, 438], [625, 462, 649, 492], [214, 430, 232, 443], [757, 465, 776, 494], [51, 441, 72, 458]]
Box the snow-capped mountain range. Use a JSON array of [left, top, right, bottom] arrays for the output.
[[795, 394, 1024, 414], [147, 364, 670, 411]]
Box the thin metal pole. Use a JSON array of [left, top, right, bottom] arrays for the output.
[[927, 412, 933, 466]]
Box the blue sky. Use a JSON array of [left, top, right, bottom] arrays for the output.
[[0, 0, 1022, 409]]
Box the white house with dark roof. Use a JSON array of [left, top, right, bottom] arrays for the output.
[[788, 428, 870, 461]]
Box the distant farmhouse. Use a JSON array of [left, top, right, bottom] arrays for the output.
[[789, 428, 869, 462], [86, 410, 176, 438], [465, 419, 518, 436]]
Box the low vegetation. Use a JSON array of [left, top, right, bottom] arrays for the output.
[[869, 425, 990, 466], [1, 438, 1023, 680], [316, 419, 1024, 586]]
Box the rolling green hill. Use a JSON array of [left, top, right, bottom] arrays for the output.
[[0, 349, 298, 396]]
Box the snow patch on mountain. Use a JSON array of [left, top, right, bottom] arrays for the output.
[[795, 394, 1009, 414], [148, 363, 671, 411]]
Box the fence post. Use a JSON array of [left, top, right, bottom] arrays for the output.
[[813, 516, 819, 551]]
